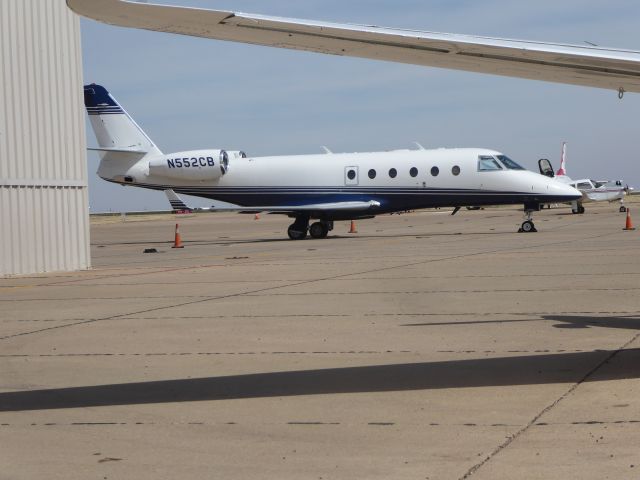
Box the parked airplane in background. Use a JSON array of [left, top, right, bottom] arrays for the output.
[[538, 143, 633, 214], [85, 84, 579, 238], [164, 189, 207, 213]]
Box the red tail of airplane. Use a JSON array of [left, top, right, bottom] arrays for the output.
[[556, 142, 567, 177]]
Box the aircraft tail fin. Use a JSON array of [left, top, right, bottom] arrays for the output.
[[83, 84, 162, 156], [556, 142, 567, 177], [165, 189, 192, 212]]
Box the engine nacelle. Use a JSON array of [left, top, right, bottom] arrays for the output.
[[148, 149, 229, 181], [227, 151, 247, 159]]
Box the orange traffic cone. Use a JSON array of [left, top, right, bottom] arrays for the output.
[[172, 223, 185, 248], [349, 220, 357, 234], [623, 208, 636, 231]]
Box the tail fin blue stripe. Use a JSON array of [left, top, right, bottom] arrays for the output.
[[84, 84, 121, 109]]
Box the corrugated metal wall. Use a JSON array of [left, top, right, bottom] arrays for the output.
[[0, 0, 90, 275]]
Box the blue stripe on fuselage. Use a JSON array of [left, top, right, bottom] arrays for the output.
[[105, 181, 577, 216]]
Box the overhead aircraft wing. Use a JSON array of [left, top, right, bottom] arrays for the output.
[[67, 0, 640, 93]]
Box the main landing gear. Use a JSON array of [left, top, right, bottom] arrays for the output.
[[309, 221, 333, 239], [620, 205, 627, 213], [518, 207, 538, 233], [287, 216, 334, 240]]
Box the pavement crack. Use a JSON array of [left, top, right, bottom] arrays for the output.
[[460, 331, 640, 479]]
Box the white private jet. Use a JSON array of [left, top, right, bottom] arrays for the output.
[[85, 84, 579, 238], [69, 0, 640, 238], [538, 143, 633, 214]]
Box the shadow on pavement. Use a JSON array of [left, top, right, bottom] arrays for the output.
[[402, 314, 640, 330], [1, 348, 638, 411]]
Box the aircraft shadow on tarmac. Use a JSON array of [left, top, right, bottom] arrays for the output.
[[91, 229, 510, 247], [402, 314, 640, 331], [1, 348, 638, 412]]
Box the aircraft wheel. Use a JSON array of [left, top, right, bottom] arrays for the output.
[[578, 205, 586, 214], [287, 224, 308, 240], [309, 222, 329, 239], [620, 206, 627, 213], [519, 220, 537, 233]]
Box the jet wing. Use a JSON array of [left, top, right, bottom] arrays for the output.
[[164, 189, 380, 214], [164, 190, 380, 214], [67, 0, 640, 93], [210, 200, 381, 214]]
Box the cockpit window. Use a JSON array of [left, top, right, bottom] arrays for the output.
[[478, 156, 503, 171], [496, 155, 525, 170], [577, 181, 592, 190]]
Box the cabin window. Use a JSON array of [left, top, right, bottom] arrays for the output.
[[478, 156, 503, 171], [347, 169, 356, 180], [389, 168, 397, 178], [410, 167, 418, 177], [452, 166, 461, 176], [368, 169, 376, 179], [431, 166, 439, 177], [496, 155, 525, 170]]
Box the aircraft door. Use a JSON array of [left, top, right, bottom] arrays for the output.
[[538, 158, 555, 178], [345, 166, 359, 186]]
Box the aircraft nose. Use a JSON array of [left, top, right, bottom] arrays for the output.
[[553, 181, 582, 201]]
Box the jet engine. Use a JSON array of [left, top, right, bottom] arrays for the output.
[[148, 149, 229, 181]]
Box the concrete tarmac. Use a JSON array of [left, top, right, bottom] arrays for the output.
[[1, 202, 639, 479]]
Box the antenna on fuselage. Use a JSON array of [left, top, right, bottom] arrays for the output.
[[321, 146, 333, 154], [413, 142, 426, 151]]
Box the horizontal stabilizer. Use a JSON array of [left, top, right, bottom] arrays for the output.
[[88, 147, 148, 154]]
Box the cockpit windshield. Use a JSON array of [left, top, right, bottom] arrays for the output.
[[478, 156, 503, 171], [496, 155, 525, 170]]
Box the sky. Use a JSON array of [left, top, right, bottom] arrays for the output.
[[79, 0, 640, 212]]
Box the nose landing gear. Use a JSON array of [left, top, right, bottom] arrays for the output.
[[519, 220, 537, 233], [518, 208, 538, 233]]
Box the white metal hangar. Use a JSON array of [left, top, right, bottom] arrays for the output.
[[1, 0, 90, 275]]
